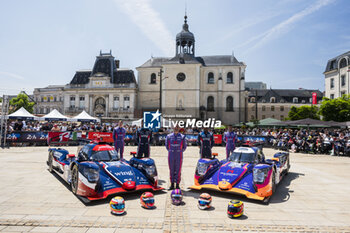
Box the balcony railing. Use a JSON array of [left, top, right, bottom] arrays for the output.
[[110, 108, 133, 113], [65, 107, 87, 113], [67, 83, 136, 89]]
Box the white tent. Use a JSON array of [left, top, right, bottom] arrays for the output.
[[41, 109, 68, 121], [71, 110, 100, 122], [7, 107, 39, 120]]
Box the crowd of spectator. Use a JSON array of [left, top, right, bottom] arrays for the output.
[[4, 120, 350, 156]]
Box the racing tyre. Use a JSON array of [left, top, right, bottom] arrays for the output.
[[48, 152, 53, 173], [71, 165, 79, 194], [272, 169, 276, 194]]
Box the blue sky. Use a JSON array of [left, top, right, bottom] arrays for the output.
[[0, 0, 349, 95]]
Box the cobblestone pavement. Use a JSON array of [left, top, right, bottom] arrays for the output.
[[0, 146, 350, 233]]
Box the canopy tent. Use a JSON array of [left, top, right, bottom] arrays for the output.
[[7, 107, 39, 120], [246, 118, 281, 127], [41, 109, 69, 121], [270, 118, 332, 128], [71, 110, 99, 123]]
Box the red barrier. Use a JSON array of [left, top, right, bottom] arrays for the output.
[[213, 134, 222, 145], [88, 132, 114, 143], [48, 132, 71, 144]]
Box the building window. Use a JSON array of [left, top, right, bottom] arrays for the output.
[[207, 72, 214, 84], [226, 96, 234, 111], [341, 75, 346, 86], [262, 99, 266, 103], [150, 73, 156, 84], [70, 96, 75, 108], [272, 115, 275, 118], [207, 96, 214, 111], [262, 106, 266, 111], [280, 115, 284, 120], [280, 99, 285, 103], [270, 97, 276, 103], [341, 91, 346, 96], [301, 100, 306, 104], [54, 96, 57, 102], [262, 115, 266, 119], [113, 96, 119, 109], [79, 96, 85, 109], [280, 106, 284, 111], [339, 58, 347, 69], [330, 78, 334, 89], [250, 97, 255, 103], [293, 97, 298, 103], [271, 106, 275, 111], [330, 94, 334, 99], [124, 96, 130, 109], [251, 115, 254, 120], [226, 72, 233, 84]]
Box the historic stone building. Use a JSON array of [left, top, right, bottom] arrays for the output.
[[33, 51, 137, 119], [137, 15, 246, 124], [324, 51, 350, 99], [247, 89, 323, 121]]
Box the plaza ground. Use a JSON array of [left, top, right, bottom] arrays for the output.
[[0, 146, 349, 233]]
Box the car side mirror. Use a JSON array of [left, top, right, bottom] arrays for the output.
[[130, 151, 137, 157], [67, 154, 75, 159], [212, 153, 218, 157]]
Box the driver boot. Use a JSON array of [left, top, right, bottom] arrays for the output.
[[175, 183, 180, 189], [168, 183, 175, 190]]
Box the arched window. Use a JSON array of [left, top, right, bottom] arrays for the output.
[[207, 96, 214, 111], [271, 106, 275, 111], [150, 73, 156, 84], [339, 58, 347, 69], [227, 72, 233, 84], [95, 97, 106, 109], [207, 72, 214, 84], [226, 96, 234, 111], [250, 97, 256, 103], [293, 97, 298, 103], [270, 97, 276, 103]]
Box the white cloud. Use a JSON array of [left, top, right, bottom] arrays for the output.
[[0, 71, 25, 81], [238, 0, 335, 53], [115, 0, 174, 56]]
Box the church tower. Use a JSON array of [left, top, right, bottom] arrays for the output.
[[175, 14, 195, 57]]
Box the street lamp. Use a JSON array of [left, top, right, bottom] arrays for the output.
[[158, 68, 163, 113]]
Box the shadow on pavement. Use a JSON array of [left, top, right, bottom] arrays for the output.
[[184, 171, 304, 205]]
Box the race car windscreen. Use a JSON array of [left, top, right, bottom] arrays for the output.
[[229, 152, 255, 163], [90, 150, 119, 161]]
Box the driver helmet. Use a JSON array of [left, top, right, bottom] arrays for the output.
[[140, 192, 155, 209], [227, 200, 244, 218], [171, 189, 183, 206], [198, 193, 212, 210], [110, 196, 125, 215]]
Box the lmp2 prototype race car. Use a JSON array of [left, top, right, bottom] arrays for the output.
[[189, 145, 290, 203], [47, 141, 163, 201]]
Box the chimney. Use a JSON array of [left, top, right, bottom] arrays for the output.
[[115, 60, 120, 68]]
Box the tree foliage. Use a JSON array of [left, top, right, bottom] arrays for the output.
[[319, 95, 350, 122], [9, 93, 35, 114], [287, 105, 319, 120]]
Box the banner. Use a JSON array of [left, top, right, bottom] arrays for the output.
[[6, 132, 48, 143], [48, 132, 71, 143], [88, 132, 114, 143], [312, 92, 317, 105], [213, 134, 222, 145]]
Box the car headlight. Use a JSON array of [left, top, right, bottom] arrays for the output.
[[82, 167, 99, 183], [197, 162, 208, 176], [253, 167, 269, 184], [145, 165, 156, 176]]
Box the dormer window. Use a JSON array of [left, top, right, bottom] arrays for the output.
[[293, 97, 298, 103], [270, 97, 276, 103]]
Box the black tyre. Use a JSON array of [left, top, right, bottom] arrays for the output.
[[71, 165, 79, 194], [48, 152, 53, 173], [271, 169, 276, 194]]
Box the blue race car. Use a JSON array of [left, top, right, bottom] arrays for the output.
[[47, 141, 163, 201], [189, 145, 290, 203]]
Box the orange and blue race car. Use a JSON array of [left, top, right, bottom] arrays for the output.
[[47, 141, 163, 202], [189, 145, 290, 204]]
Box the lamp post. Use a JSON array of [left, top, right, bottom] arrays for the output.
[[158, 68, 163, 113]]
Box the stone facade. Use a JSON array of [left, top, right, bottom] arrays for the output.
[[34, 52, 137, 120], [324, 51, 350, 99], [137, 15, 246, 125], [247, 89, 323, 121]]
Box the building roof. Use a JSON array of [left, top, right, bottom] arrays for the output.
[[138, 55, 244, 68], [325, 50, 350, 73], [248, 89, 323, 103]]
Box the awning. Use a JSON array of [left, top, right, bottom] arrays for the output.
[[41, 109, 69, 121], [7, 107, 39, 120]]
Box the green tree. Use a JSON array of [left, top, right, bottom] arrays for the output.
[[319, 95, 350, 122], [287, 105, 319, 120], [9, 93, 35, 113]]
